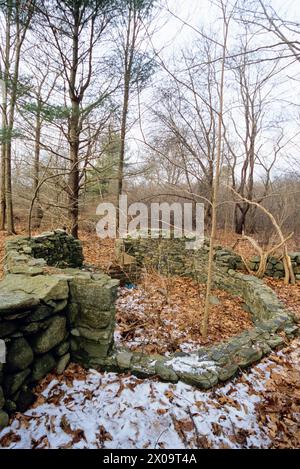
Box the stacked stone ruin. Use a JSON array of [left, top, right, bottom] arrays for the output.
[[0, 230, 118, 429], [0, 231, 298, 429]]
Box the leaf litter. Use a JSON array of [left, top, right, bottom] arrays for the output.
[[115, 272, 253, 355], [0, 338, 299, 449]]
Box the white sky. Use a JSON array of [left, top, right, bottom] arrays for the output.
[[2, 0, 300, 181], [127, 0, 300, 179]]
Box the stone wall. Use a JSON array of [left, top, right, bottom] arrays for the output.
[[5, 229, 84, 274], [116, 236, 300, 280], [112, 235, 298, 388], [0, 231, 118, 429], [0, 231, 298, 430], [115, 237, 243, 282], [69, 273, 119, 368], [247, 253, 300, 280]]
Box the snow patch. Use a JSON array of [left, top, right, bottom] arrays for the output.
[[166, 354, 217, 374]]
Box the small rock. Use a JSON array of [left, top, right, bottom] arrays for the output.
[[284, 325, 298, 337], [31, 354, 56, 382], [53, 340, 69, 357], [0, 410, 9, 429], [235, 347, 263, 368], [209, 295, 220, 305], [155, 361, 178, 383], [116, 351, 133, 370], [218, 364, 238, 382], [20, 320, 49, 335], [22, 305, 54, 323], [3, 368, 31, 396], [56, 353, 70, 375], [267, 335, 285, 349]]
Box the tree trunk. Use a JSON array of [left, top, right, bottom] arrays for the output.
[[32, 107, 43, 228], [4, 0, 26, 235], [5, 139, 14, 234], [116, 77, 130, 235], [0, 0, 11, 230], [202, 4, 229, 338], [68, 99, 80, 238], [0, 116, 6, 230], [234, 204, 249, 234], [204, 203, 212, 228], [68, 9, 80, 239], [116, 6, 137, 235]]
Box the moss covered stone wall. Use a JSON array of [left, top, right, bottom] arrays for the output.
[[0, 231, 118, 429]]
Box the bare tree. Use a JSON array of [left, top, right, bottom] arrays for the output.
[[0, 0, 36, 233], [225, 34, 281, 233], [38, 0, 116, 237], [202, 0, 236, 338], [152, 38, 220, 226], [114, 0, 156, 232]]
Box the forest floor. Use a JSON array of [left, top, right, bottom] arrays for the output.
[[0, 340, 299, 449], [0, 227, 299, 449], [115, 275, 252, 354]]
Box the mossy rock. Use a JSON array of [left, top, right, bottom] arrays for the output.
[[155, 361, 178, 383], [53, 340, 69, 357], [116, 351, 133, 370], [0, 292, 39, 317], [178, 369, 219, 389], [31, 316, 66, 354], [0, 410, 9, 429], [56, 353, 70, 375], [235, 347, 263, 368], [31, 354, 56, 381], [3, 368, 31, 396], [6, 338, 34, 372]]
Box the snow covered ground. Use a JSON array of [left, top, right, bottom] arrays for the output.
[[1, 282, 298, 450], [0, 356, 283, 449]]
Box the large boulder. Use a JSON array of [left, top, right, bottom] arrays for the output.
[[6, 338, 34, 371], [0, 292, 39, 317], [0, 274, 69, 306], [69, 275, 119, 326]]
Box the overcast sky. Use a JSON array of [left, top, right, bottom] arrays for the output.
[[126, 0, 300, 178]]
